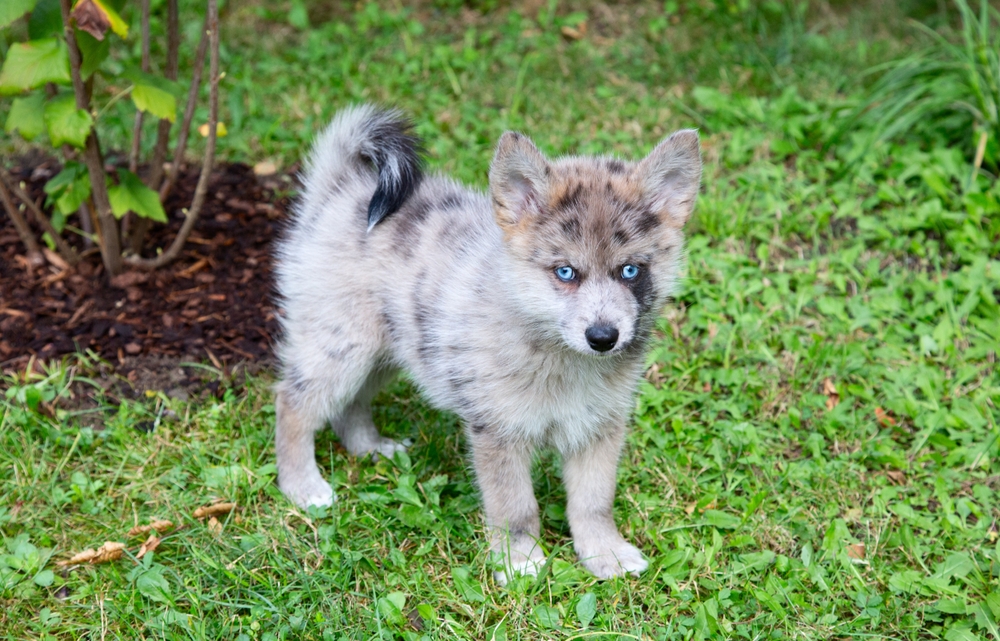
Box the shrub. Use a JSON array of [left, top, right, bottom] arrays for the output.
[[0, 0, 220, 277]]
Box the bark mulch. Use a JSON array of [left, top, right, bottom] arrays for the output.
[[1, 158, 294, 387]]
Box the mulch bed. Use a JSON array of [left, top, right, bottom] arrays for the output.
[[0, 157, 295, 383]]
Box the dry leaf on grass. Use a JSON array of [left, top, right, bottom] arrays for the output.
[[885, 470, 906, 484], [560, 22, 587, 40], [193, 502, 236, 519], [136, 535, 161, 560], [57, 541, 126, 567], [685, 500, 717, 516], [207, 517, 223, 536], [644, 364, 666, 388], [875, 406, 897, 427], [127, 519, 174, 537], [822, 377, 839, 411]]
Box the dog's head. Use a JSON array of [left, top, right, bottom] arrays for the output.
[[489, 130, 701, 356]]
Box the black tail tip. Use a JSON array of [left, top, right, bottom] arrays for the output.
[[363, 110, 423, 230]]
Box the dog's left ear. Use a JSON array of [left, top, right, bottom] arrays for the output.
[[635, 130, 701, 228]]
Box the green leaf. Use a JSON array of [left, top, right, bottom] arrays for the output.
[[738, 550, 777, 573], [5, 93, 47, 141], [576, 592, 596, 628], [934, 552, 975, 580], [0, 0, 38, 29], [43, 94, 92, 148], [986, 591, 1000, 619], [376, 592, 406, 626], [33, 569, 54, 587], [391, 484, 423, 508], [131, 83, 177, 123], [198, 464, 244, 490], [971, 601, 999, 639], [288, 0, 309, 29], [451, 566, 484, 603], [533, 604, 561, 629], [0, 38, 71, 95], [77, 29, 110, 79], [702, 509, 741, 529], [889, 570, 923, 594], [943, 623, 982, 641], [108, 170, 167, 222], [28, 0, 62, 39], [416, 603, 435, 623], [44, 162, 91, 216], [136, 566, 171, 603], [94, 0, 127, 38], [122, 69, 181, 120]]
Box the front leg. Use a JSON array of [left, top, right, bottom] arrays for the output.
[[468, 426, 545, 585], [563, 421, 648, 579]]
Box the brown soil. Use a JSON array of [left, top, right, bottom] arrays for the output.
[[0, 157, 295, 384]]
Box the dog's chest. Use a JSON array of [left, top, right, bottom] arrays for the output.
[[438, 346, 639, 452]]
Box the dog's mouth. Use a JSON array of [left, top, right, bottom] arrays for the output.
[[565, 338, 633, 357]]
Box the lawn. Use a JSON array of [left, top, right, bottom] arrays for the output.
[[2, 1, 1000, 639]]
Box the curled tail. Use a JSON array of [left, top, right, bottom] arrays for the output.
[[306, 105, 423, 230]]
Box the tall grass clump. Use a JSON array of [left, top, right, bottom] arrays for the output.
[[832, 0, 1000, 175]]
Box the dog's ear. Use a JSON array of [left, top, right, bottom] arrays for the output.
[[635, 130, 701, 227], [489, 132, 550, 230]]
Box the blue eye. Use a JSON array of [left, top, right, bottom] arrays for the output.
[[555, 266, 576, 282], [621, 264, 640, 280]]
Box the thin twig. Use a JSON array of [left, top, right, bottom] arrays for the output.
[[0, 168, 79, 265], [127, 0, 218, 270], [0, 173, 44, 266], [130, 0, 179, 254], [123, 0, 152, 244], [78, 200, 94, 247], [128, 0, 152, 175], [149, 0, 179, 189], [159, 13, 209, 202], [60, 0, 121, 276]]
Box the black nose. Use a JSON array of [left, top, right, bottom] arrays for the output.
[[585, 325, 619, 352]]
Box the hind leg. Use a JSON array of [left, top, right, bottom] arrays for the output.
[[275, 322, 385, 508], [331, 366, 407, 459]]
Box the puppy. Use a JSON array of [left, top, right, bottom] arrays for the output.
[[273, 105, 701, 581]]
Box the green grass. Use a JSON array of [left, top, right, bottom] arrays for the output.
[[3, 1, 1000, 639]]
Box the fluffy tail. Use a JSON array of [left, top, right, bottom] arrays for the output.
[[305, 105, 423, 230]]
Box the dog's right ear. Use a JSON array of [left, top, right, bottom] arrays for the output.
[[489, 132, 550, 231]]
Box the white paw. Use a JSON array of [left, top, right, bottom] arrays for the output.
[[578, 541, 648, 579], [279, 473, 335, 508], [493, 557, 545, 587], [491, 540, 546, 586], [369, 437, 408, 461]]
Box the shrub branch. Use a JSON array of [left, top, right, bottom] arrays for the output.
[[159, 13, 210, 203], [129, 0, 180, 254], [59, 0, 121, 276], [0, 168, 80, 265], [128, 0, 152, 175], [126, 0, 218, 270], [0, 173, 44, 266]]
